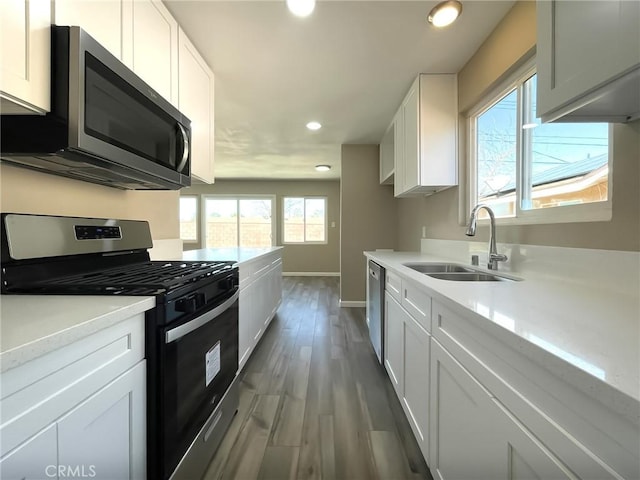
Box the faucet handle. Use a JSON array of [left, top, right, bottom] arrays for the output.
[[488, 253, 508, 270]]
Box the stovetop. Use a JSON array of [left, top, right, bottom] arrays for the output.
[[4, 260, 236, 297]]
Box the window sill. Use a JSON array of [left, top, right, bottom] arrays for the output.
[[477, 203, 613, 227]]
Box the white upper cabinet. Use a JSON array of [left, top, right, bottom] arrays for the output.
[[392, 108, 405, 197], [178, 28, 215, 184], [54, 0, 128, 63], [0, 0, 51, 114], [130, 0, 178, 105], [536, 0, 640, 123], [379, 121, 394, 184], [54, 0, 179, 106], [393, 74, 458, 197]]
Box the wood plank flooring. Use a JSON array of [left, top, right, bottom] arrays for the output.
[[203, 276, 432, 480]]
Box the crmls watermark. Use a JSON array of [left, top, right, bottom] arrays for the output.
[[45, 465, 97, 478]]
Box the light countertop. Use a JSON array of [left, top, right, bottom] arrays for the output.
[[365, 250, 640, 419], [0, 295, 155, 373], [182, 246, 283, 264]]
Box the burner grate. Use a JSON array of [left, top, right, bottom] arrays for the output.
[[36, 261, 234, 293]]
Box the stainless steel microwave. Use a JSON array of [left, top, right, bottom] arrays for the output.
[[0, 26, 191, 190]]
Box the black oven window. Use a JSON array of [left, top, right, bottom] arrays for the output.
[[84, 53, 178, 169]]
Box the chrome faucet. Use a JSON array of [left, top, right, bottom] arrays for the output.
[[465, 204, 507, 270]]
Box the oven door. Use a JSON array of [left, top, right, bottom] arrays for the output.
[[159, 289, 238, 479]]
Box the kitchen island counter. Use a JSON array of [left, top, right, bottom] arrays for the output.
[[182, 246, 283, 264]]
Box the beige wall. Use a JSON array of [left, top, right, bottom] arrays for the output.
[[397, 1, 640, 253], [182, 180, 341, 273], [0, 164, 179, 240], [340, 145, 397, 303]]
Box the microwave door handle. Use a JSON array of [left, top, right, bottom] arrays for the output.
[[176, 123, 190, 173], [165, 290, 239, 344]]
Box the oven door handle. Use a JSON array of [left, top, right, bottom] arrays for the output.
[[165, 290, 239, 344]]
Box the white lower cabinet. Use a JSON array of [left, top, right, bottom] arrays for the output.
[[384, 291, 430, 461], [402, 313, 429, 460], [0, 424, 57, 480], [0, 314, 146, 480], [430, 339, 577, 480], [384, 292, 405, 396], [238, 252, 283, 371], [374, 263, 637, 480], [57, 361, 146, 480], [429, 339, 503, 480]]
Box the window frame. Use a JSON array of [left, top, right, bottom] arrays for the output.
[[282, 196, 328, 245], [464, 57, 613, 227], [200, 194, 276, 249], [179, 195, 199, 244]]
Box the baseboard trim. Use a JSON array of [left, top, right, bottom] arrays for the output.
[[283, 272, 340, 277], [340, 300, 366, 308]]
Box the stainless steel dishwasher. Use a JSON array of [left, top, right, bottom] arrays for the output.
[[367, 260, 385, 364]]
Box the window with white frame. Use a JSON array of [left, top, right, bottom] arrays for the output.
[[179, 196, 198, 242], [468, 60, 611, 224], [203, 196, 274, 248], [283, 197, 327, 244]]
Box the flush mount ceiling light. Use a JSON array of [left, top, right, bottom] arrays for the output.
[[306, 121, 322, 130], [287, 0, 315, 17], [427, 0, 463, 28], [315, 165, 331, 172]]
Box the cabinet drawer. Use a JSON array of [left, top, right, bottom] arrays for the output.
[[0, 315, 144, 456], [385, 270, 402, 301], [401, 279, 431, 333]]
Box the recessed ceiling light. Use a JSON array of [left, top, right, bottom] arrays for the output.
[[427, 1, 463, 28], [306, 121, 322, 130], [287, 0, 315, 17], [315, 165, 331, 172]]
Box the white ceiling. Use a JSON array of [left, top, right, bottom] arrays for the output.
[[163, 0, 515, 180]]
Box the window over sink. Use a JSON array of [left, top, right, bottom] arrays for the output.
[[467, 57, 612, 225]]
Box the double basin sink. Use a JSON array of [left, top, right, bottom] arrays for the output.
[[403, 263, 518, 282]]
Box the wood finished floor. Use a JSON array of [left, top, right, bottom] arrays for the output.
[[203, 276, 432, 480]]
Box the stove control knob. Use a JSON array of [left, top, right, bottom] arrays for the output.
[[176, 296, 197, 313]]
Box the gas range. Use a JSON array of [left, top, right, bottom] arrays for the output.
[[1, 213, 240, 480]]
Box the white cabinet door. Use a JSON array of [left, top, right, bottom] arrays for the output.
[[0, 0, 50, 114], [537, 0, 640, 122], [402, 78, 420, 193], [54, 0, 128, 63], [130, 0, 178, 105], [429, 339, 504, 480], [493, 399, 578, 480], [239, 282, 255, 371], [0, 424, 57, 480], [402, 313, 430, 462], [178, 28, 215, 184], [379, 121, 394, 184], [57, 361, 146, 480], [392, 108, 405, 197], [384, 293, 405, 399]]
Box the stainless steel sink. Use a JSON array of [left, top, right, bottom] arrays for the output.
[[427, 272, 514, 282], [403, 263, 474, 273], [403, 262, 518, 282]]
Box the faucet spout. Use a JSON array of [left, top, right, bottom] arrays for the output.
[[465, 204, 507, 270]]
